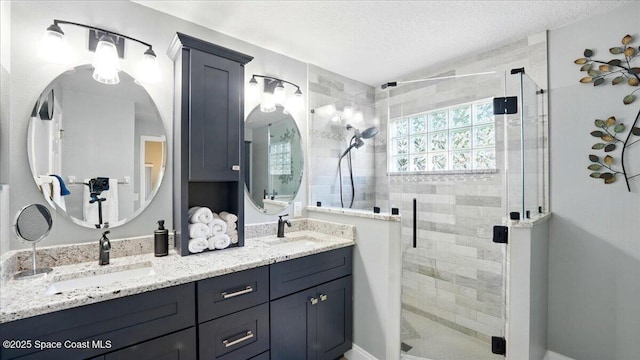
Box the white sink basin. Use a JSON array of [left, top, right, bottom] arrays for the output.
[[262, 235, 319, 246], [45, 263, 156, 296]]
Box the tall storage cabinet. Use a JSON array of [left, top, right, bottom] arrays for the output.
[[168, 33, 253, 256]]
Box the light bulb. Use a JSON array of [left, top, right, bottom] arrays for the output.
[[343, 105, 354, 119], [137, 48, 161, 84], [331, 114, 341, 123], [290, 88, 304, 111], [354, 111, 364, 124], [248, 76, 261, 102], [260, 92, 276, 113], [37, 23, 71, 65], [92, 35, 121, 85], [326, 104, 336, 115], [273, 81, 286, 105]]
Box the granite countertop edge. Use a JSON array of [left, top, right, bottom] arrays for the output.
[[0, 231, 354, 324]]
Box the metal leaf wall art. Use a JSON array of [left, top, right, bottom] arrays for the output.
[[576, 34, 640, 192], [575, 34, 640, 105], [588, 115, 640, 191]]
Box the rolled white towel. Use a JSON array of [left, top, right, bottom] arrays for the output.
[[227, 230, 238, 244], [226, 221, 237, 231], [208, 233, 231, 250], [188, 237, 208, 253], [219, 211, 238, 223], [189, 223, 210, 239], [189, 206, 213, 224], [207, 218, 228, 237]]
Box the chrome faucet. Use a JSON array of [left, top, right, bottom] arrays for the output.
[[277, 214, 291, 238], [99, 230, 111, 265]]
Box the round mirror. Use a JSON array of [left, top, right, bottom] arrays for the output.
[[27, 65, 167, 228], [244, 105, 303, 214], [14, 204, 53, 278]]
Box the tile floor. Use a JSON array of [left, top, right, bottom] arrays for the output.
[[400, 311, 503, 360]]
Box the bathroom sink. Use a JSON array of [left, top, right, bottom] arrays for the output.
[[45, 262, 156, 296], [262, 235, 320, 246]]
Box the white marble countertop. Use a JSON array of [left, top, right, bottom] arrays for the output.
[[0, 230, 354, 323]]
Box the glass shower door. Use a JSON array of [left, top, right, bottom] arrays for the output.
[[389, 71, 509, 360]]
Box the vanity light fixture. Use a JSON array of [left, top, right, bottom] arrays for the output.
[[38, 20, 161, 85], [249, 74, 304, 113]]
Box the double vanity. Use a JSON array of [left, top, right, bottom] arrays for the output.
[[4, 23, 350, 360], [0, 219, 355, 359]]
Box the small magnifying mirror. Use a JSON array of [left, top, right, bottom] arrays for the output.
[[14, 204, 54, 279]]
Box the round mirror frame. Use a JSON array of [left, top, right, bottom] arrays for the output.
[[27, 65, 167, 229], [244, 105, 304, 215]]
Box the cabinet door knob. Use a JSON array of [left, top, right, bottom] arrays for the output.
[[310, 297, 318, 305], [232, 165, 240, 171], [320, 294, 328, 302]]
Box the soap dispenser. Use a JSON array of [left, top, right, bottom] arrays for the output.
[[154, 220, 168, 257]]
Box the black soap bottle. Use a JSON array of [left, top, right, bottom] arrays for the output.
[[154, 220, 168, 257]]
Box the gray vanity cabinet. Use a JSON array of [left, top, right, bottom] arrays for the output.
[[103, 328, 196, 360], [270, 247, 354, 360], [196, 266, 270, 359], [168, 32, 253, 255], [0, 283, 195, 360], [0, 247, 353, 360]]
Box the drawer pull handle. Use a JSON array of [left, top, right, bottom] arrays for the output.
[[223, 331, 254, 348], [232, 165, 240, 171], [310, 297, 318, 305], [320, 294, 328, 302], [221, 285, 253, 299]]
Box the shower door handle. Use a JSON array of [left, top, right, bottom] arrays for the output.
[[413, 198, 417, 248]]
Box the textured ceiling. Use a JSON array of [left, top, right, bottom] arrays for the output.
[[136, 0, 630, 86]]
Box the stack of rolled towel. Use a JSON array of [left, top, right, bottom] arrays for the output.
[[218, 211, 239, 245], [187, 207, 238, 253]]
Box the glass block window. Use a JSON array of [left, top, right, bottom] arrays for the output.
[[269, 141, 292, 175], [389, 99, 496, 172]]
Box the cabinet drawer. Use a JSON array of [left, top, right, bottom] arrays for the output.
[[199, 303, 269, 360], [104, 328, 196, 360], [270, 246, 353, 300], [197, 266, 268, 322], [249, 351, 269, 360], [0, 283, 195, 360]]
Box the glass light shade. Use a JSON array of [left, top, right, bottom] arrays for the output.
[[290, 88, 304, 111], [248, 77, 261, 103], [326, 104, 336, 115], [37, 26, 71, 65], [93, 66, 120, 85], [273, 82, 286, 105], [354, 111, 364, 124], [331, 114, 341, 123], [92, 35, 121, 85], [343, 105, 354, 119], [260, 92, 276, 113], [137, 49, 161, 84]]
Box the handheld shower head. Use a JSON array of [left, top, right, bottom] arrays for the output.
[[346, 124, 378, 140], [361, 126, 378, 139]]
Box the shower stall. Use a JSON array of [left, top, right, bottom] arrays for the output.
[[309, 67, 547, 360]]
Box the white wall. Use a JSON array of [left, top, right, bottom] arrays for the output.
[[0, 0, 11, 257], [547, 2, 640, 359], [6, 1, 308, 249]]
